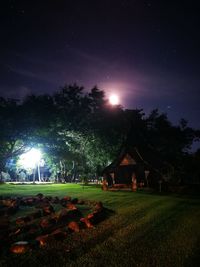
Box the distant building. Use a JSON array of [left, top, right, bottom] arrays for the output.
[[102, 146, 168, 190]]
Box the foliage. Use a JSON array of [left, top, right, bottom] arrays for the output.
[[0, 98, 34, 174], [0, 85, 199, 184]]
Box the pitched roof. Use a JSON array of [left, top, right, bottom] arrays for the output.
[[103, 147, 147, 173], [103, 145, 170, 177]]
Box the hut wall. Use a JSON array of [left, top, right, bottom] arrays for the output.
[[114, 165, 136, 184]]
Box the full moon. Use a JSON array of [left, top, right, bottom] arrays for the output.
[[109, 94, 119, 105]]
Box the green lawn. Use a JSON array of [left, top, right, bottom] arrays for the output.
[[0, 183, 200, 267]]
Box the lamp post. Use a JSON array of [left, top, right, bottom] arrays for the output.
[[37, 163, 41, 182], [19, 148, 42, 182]]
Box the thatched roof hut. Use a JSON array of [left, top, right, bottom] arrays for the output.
[[103, 146, 168, 188]]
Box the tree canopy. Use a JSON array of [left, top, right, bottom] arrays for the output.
[[0, 84, 199, 184]]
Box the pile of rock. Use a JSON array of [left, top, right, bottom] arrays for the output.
[[0, 194, 107, 254]]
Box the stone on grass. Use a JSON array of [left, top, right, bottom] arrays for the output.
[[16, 216, 31, 225], [51, 196, 60, 204], [28, 224, 39, 235], [42, 205, 54, 215], [68, 221, 80, 232], [57, 208, 68, 222], [62, 196, 71, 201], [9, 228, 21, 238], [80, 217, 94, 228], [50, 229, 67, 240], [30, 210, 42, 219], [39, 218, 54, 229], [36, 234, 50, 247], [77, 199, 85, 205], [36, 193, 44, 199], [0, 194, 108, 254], [10, 241, 30, 254], [66, 203, 77, 210], [94, 202, 103, 212], [71, 198, 78, 204], [67, 209, 83, 220], [1, 199, 13, 207]]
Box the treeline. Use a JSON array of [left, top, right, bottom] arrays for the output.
[[0, 84, 200, 184]]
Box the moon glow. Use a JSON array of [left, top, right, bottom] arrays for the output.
[[109, 94, 119, 105]]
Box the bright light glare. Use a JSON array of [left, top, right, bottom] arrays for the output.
[[109, 94, 119, 105], [19, 148, 42, 169]]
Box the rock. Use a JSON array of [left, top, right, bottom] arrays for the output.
[[77, 199, 85, 205], [1, 195, 106, 253], [39, 218, 54, 229], [71, 198, 78, 204], [67, 209, 83, 220], [36, 193, 44, 199], [35, 202, 47, 209], [46, 196, 52, 201], [63, 196, 71, 201], [9, 228, 21, 238], [42, 205, 54, 215], [68, 221, 80, 232], [1, 199, 13, 207], [60, 196, 71, 207], [16, 216, 31, 225], [16, 217, 26, 225], [0, 199, 19, 215], [87, 210, 104, 224], [50, 229, 67, 240], [94, 202, 103, 212], [30, 210, 42, 219], [23, 197, 35, 206], [66, 203, 77, 210], [10, 241, 30, 254], [87, 213, 94, 220], [80, 217, 94, 228], [52, 196, 60, 204], [57, 208, 68, 222], [42, 197, 51, 204], [28, 224, 39, 235], [36, 234, 50, 247], [50, 213, 59, 223]]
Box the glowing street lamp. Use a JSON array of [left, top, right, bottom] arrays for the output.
[[19, 148, 42, 182]]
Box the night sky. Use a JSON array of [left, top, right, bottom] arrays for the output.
[[0, 0, 200, 128]]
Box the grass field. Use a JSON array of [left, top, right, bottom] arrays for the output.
[[0, 183, 200, 267]]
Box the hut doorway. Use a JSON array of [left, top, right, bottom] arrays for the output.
[[114, 165, 136, 184]]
